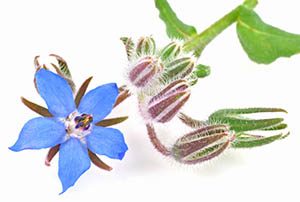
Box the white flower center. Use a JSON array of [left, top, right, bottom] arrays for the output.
[[64, 111, 93, 139]]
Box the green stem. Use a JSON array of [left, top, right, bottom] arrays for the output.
[[183, 0, 258, 57]]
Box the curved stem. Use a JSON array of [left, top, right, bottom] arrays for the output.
[[146, 123, 171, 156], [183, 0, 258, 57]]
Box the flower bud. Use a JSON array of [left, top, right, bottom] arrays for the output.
[[194, 64, 211, 78], [120, 37, 135, 60], [160, 41, 182, 61], [129, 56, 163, 88], [164, 57, 194, 81], [186, 64, 211, 86], [186, 72, 198, 86], [172, 124, 234, 164], [147, 80, 190, 123], [136, 36, 156, 56]]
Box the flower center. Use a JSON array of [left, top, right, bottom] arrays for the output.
[[65, 111, 93, 139]]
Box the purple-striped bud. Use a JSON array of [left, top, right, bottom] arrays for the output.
[[147, 80, 190, 123], [172, 124, 234, 164], [129, 56, 163, 88], [136, 36, 156, 56]]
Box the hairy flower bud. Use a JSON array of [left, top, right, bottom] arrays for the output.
[[194, 64, 211, 78], [120, 37, 135, 60], [160, 41, 182, 61], [186, 72, 198, 86], [136, 36, 156, 56], [163, 57, 194, 81], [129, 56, 163, 88], [186, 64, 211, 86], [146, 80, 190, 123], [172, 124, 234, 164]]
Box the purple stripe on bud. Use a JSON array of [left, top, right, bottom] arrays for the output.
[[129, 56, 163, 88], [183, 142, 230, 164], [176, 125, 229, 144], [147, 80, 190, 123], [172, 124, 234, 164], [149, 79, 188, 103]]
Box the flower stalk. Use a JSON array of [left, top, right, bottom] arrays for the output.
[[183, 0, 258, 56], [146, 123, 171, 156]]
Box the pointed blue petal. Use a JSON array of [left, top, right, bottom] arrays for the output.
[[9, 117, 66, 151], [35, 69, 75, 118], [78, 83, 118, 123], [86, 126, 128, 160], [58, 138, 91, 194]]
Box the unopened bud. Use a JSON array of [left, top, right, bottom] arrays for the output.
[[147, 80, 190, 123], [160, 41, 182, 61], [120, 37, 135, 60], [186, 64, 211, 86], [163, 57, 194, 81], [172, 124, 234, 164], [136, 36, 156, 56], [187, 73, 198, 86], [129, 56, 163, 88], [194, 64, 211, 78]]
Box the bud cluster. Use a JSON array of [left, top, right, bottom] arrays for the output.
[[121, 37, 289, 166], [123, 36, 202, 123]]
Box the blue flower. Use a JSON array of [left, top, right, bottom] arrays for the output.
[[10, 69, 128, 194]]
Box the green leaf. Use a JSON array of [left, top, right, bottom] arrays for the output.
[[208, 107, 287, 133], [261, 123, 287, 131], [242, 0, 258, 9], [210, 107, 287, 117], [237, 6, 300, 64], [155, 0, 197, 40], [232, 133, 288, 148], [210, 116, 284, 133]]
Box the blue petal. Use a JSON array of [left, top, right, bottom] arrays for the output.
[[58, 138, 91, 194], [9, 117, 66, 151], [78, 83, 118, 123], [35, 69, 75, 118], [86, 126, 128, 160]]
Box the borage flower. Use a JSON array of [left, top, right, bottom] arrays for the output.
[[10, 69, 128, 194]]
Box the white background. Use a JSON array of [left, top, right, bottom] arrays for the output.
[[1, 0, 300, 201]]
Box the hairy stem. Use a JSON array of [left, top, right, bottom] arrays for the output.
[[178, 112, 207, 128], [146, 123, 171, 156], [183, 0, 258, 56]]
